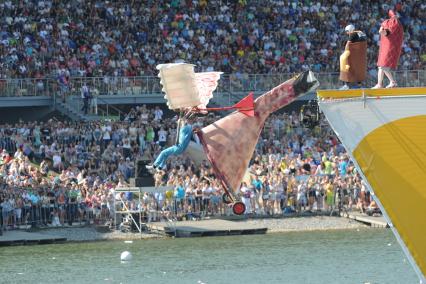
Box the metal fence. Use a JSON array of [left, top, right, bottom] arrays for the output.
[[0, 182, 375, 232], [0, 200, 111, 229], [0, 70, 424, 98]]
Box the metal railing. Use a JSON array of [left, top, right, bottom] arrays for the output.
[[0, 70, 424, 98], [97, 96, 123, 120], [0, 182, 375, 232]]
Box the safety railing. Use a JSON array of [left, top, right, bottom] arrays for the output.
[[0, 201, 113, 229], [0, 182, 375, 232], [0, 70, 424, 98], [97, 96, 124, 120]]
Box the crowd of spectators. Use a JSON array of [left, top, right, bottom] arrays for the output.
[[0, 103, 379, 231], [0, 0, 424, 82]]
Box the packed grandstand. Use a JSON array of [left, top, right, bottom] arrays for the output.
[[0, 0, 424, 229], [0, 0, 424, 79]]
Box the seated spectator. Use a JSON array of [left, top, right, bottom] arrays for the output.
[[366, 200, 382, 216]]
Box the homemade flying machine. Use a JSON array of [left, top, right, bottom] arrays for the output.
[[157, 63, 318, 215]]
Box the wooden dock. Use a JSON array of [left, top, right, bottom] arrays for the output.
[[148, 219, 267, 238], [0, 230, 67, 246], [342, 212, 389, 228]]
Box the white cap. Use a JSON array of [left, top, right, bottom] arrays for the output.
[[345, 24, 355, 33]]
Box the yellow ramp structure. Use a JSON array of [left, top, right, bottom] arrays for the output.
[[317, 87, 426, 282]]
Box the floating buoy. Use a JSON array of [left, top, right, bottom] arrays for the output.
[[120, 251, 132, 261]]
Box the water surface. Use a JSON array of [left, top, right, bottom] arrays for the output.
[[0, 229, 418, 284]]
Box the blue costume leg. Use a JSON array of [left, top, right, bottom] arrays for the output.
[[153, 144, 186, 169], [153, 124, 193, 169]]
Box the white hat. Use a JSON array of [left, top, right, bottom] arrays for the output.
[[345, 24, 355, 33]]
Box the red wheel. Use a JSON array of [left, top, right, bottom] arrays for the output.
[[232, 202, 246, 215], [222, 193, 233, 204]]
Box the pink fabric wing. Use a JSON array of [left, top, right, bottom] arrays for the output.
[[197, 78, 296, 192], [197, 71, 318, 193], [195, 72, 223, 109]]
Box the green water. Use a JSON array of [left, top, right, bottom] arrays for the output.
[[0, 229, 418, 284]]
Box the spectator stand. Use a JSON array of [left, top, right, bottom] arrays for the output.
[[114, 186, 172, 235]]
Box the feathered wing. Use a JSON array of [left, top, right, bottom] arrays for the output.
[[157, 64, 222, 110], [156, 63, 199, 110], [195, 72, 223, 109]]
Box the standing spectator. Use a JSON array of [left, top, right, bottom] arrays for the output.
[[81, 83, 90, 115], [91, 87, 99, 115], [157, 126, 168, 148], [240, 181, 251, 214], [325, 178, 335, 211], [251, 175, 263, 214], [58, 70, 70, 101], [153, 106, 163, 121], [1, 196, 11, 230]]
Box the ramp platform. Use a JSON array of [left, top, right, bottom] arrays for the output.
[[148, 219, 267, 238], [0, 230, 67, 246]]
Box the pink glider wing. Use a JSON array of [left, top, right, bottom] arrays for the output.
[[195, 72, 223, 109], [197, 71, 318, 192]]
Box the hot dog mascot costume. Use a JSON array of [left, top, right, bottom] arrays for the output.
[[339, 24, 367, 89]]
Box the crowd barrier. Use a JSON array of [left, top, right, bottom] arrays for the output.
[[1, 182, 373, 232], [0, 200, 112, 229]]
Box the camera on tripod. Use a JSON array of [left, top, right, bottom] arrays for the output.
[[300, 100, 319, 128]]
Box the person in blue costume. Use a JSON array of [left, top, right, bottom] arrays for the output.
[[146, 115, 196, 172]]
